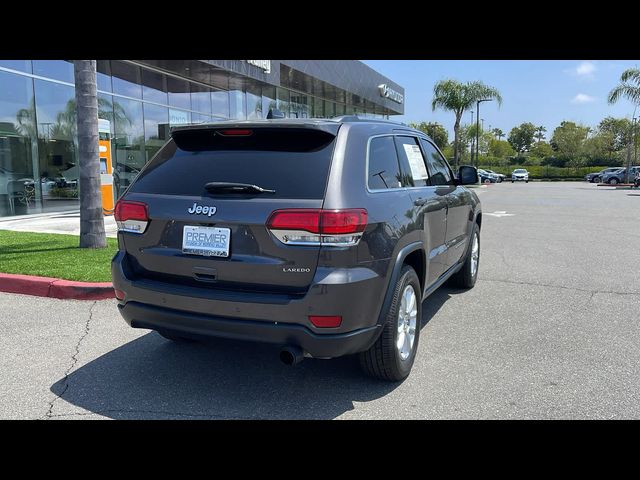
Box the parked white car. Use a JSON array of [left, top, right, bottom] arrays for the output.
[[512, 169, 529, 183]]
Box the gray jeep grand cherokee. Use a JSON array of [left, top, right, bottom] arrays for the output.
[[112, 116, 482, 381]]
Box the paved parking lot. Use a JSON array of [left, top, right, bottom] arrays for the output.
[[1, 182, 639, 419]]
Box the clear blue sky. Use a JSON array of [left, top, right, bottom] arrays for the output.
[[362, 60, 640, 139]]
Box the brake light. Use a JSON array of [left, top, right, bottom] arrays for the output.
[[266, 209, 367, 246], [114, 200, 149, 234], [217, 129, 253, 136]]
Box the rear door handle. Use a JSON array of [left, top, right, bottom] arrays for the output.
[[413, 198, 428, 206]]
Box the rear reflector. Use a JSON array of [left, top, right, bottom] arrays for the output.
[[114, 200, 149, 234], [309, 315, 342, 328]]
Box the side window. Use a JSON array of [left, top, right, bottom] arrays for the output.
[[394, 136, 430, 187], [368, 136, 402, 190], [420, 138, 453, 186]]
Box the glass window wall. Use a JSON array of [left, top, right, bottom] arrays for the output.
[[229, 89, 246, 120], [112, 61, 142, 99], [0, 71, 37, 216], [246, 84, 262, 119], [167, 76, 191, 110], [190, 83, 212, 115], [211, 90, 229, 118], [141, 68, 168, 105], [33, 79, 79, 212], [33, 60, 74, 84], [0, 60, 33, 74], [112, 97, 144, 198]]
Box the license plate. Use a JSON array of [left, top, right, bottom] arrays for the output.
[[182, 226, 231, 257]]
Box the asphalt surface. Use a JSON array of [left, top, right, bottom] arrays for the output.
[[1, 181, 639, 419]]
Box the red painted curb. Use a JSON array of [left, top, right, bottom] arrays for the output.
[[0, 273, 114, 300]]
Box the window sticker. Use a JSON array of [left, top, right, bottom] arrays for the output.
[[403, 144, 429, 180]]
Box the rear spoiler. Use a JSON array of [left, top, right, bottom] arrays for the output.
[[171, 124, 339, 152]]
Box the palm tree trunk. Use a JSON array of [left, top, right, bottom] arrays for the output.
[[453, 114, 461, 169], [74, 60, 106, 248]]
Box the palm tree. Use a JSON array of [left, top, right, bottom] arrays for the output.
[[432, 80, 503, 168], [608, 68, 640, 105], [608, 68, 640, 183], [492, 128, 504, 141], [535, 125, 546, 143], [74, 60, 106, 248]]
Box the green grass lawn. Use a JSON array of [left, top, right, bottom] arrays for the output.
[[0, 230, 118, 282]]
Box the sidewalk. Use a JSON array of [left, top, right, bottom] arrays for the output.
[[0, 211, 117, 238]]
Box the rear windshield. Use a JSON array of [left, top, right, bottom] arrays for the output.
[[129, 127, 337, 199]]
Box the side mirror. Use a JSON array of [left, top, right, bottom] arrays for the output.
[[458, 165, 478, 185]]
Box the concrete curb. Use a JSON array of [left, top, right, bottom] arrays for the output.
[[0, 273, 114, 300]]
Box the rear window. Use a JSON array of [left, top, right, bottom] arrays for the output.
[[129, 127, 337, 199]]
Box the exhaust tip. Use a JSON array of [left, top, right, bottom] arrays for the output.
[[280, 346, 304, 366]]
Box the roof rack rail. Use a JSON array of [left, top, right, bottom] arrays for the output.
[[329, 115, 407, 126]]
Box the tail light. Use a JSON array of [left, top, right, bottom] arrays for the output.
[[114, 200, 149, 234], [266, 208, 367, 246]]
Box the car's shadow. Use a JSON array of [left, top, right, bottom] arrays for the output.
[[50, 288, 454, 420]]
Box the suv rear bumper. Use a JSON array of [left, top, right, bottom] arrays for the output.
[[112, 251, 387, 358], [118, 301, 380, 358]]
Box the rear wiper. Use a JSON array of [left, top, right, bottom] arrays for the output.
[[204, 182, 276, 194]]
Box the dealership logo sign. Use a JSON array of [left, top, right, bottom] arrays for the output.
[[246, 60, 271, 73], [378, 84, 404, 104]]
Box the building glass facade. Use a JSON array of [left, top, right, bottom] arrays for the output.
[[0, 59, 403, 218]]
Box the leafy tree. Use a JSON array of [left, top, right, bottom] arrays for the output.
[[492, 128, 505, 140], [408, 121, 448, 149], [488, 138, 515, 159], [529, 141, 554, 159], [550, 121, 590, 167], [507, 122, 537, 153], [597, 117, 632, 161], [534, 125, 546, 142], [74, 60, 106, 249], [431, 79, 502, 168]]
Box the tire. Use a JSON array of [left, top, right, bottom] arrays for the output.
[[359, 265, 421, 382], [448, 223, 480, 289], [609, 178, 619, 185], [525, 180, 529, 183], [157, 329, 194, 343], [511, 180, 514, 183], [592, 177, 601, 184]]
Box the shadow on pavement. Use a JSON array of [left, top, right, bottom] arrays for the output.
[[50, 291, 452, 420]]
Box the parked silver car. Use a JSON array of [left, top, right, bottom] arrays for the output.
[[484, 169, 506, 183]]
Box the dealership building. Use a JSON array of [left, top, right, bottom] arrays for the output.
[[0, 60, 404, 218]]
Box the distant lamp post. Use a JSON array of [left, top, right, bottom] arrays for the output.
[[476, 99, 492, 168], [633, 117, 638, 183]]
